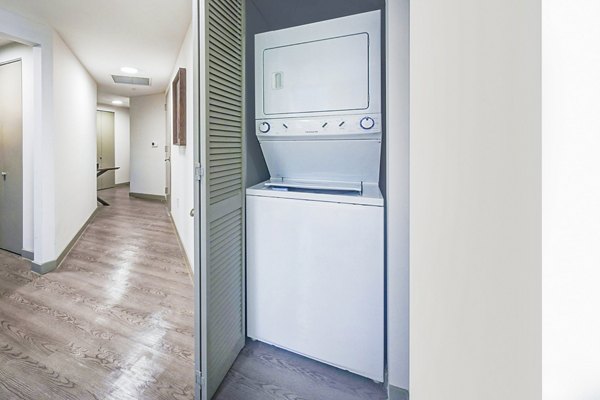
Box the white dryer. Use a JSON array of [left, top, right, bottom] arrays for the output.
[[247, 10, 384, 381]]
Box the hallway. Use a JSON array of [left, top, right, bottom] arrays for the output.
[[0, 186, 194, 399]]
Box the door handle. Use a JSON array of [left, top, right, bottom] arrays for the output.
[[1, 172, 6, 181], [190, 208, 195, 217]]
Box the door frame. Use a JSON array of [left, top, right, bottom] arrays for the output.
[[192, 0, 202, 398], [0, 9, 56, 268], [191, 0, 411, 398]]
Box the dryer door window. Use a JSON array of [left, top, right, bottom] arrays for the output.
[[262, 33, 370, 115]]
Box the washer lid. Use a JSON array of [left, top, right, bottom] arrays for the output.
[[265, 178, 363, 193], [246, 181, 384, 207]]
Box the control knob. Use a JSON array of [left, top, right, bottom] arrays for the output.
[[258, 121, 271, 133], [360, 116, 375, 130]]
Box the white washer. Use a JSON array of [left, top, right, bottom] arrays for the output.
[[246, 182, 384, 381], [248, 10, 384, 382]]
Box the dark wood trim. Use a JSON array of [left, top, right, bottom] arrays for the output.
[[172, 67, 187, 146]]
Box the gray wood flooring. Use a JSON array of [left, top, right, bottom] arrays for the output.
[[0, 186, 387, 400], [0, 187, 194, 399], [215, 340, 387, 400]]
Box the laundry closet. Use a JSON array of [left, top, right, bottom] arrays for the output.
[[244, 0, 388, 384]]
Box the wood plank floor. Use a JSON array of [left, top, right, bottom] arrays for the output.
[[215, 340, 387, 400], [0, 186, 194, 400], [0, 186, 387, 400]]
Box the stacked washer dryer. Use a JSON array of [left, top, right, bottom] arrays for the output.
[[246, 10, 384, 381]]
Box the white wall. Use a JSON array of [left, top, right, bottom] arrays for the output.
[[386, 0, 410, 392], [409, 1, 541, 399], [167, 23, 195, 270], [97, 104, 131, 184], [543, 1, 600, 399], [130, 93, 166, 196], [53, 32, 97, 255], [0, 42, 34, 255]]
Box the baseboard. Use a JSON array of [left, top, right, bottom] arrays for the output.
[[168, 213, 194, 281], [129, 192, 165, 202], [30, 207, 99, 275], [31, 260, 57, 275], [21, 249, 34, 260], [389, 385, 409, 400], [115, 181, 130, 187]]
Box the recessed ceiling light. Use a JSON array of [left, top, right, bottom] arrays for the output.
[[120, 66, 138, 74], [112, 100, 123, 105]]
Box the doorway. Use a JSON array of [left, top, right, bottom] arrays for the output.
[[194, 0, 395, 399], [96, 110, 115, 190], [0, 59, 23, 254]]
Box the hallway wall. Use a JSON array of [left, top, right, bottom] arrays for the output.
[[130, 93, 166, 197], [410, 0, 541, 399], [53, 32, 98, 256], [0, 42, 34, 256], [543, 1, 600, 398], [167, 23, 195, 271], [97, 104, 131, 185]]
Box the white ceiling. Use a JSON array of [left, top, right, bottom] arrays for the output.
[[0, 0, 192, 101]]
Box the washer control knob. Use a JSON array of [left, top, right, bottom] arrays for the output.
[[258, 121, 271, 133], [360, 116, 376, 130]]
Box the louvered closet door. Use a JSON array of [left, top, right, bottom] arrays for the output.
[[199, 0, 245, 398]]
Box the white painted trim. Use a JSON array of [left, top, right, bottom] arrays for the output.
[[385, 0, 410, 391], [192, 1, 202, 399]]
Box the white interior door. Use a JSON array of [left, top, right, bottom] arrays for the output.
[[196, 0, 245, 398], [0, 60, 23, 254], [96, 110, 115, 189]]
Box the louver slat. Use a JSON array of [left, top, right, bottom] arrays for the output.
[[209, 14, 242, 43], [210, 88, 242, 105], [208, 34, 241, 63], [211, 0, 242, 26], [210, 115, 242, 125], [208, 22, 241, 53], [211, 62, 242, 86], [210, 102, 242, 117], [209, 46, 241, 73], [208, 154, 241, 163], [210, 163, 241, 173]]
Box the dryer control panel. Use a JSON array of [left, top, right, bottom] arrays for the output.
[[256, 114, 382, 139]]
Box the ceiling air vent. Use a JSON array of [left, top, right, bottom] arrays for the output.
[[112, 74, 151, 86]]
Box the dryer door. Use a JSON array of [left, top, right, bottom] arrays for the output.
[[262, 33, 370, 115]]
